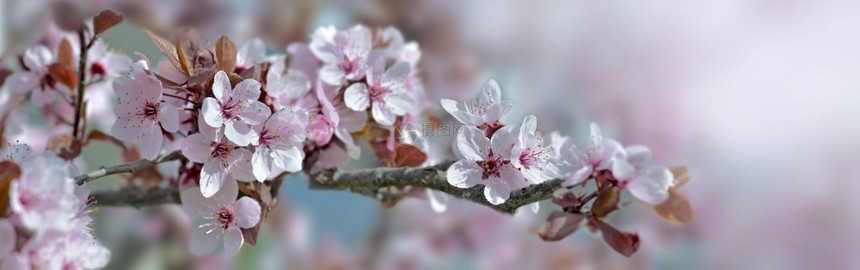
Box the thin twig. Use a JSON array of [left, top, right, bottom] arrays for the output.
[[92, 186, 180, 208], [72, 30, 89, 139], [74, 150, 183, 185]]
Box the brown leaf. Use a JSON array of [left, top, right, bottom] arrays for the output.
[[46, 134, 82, 160], [175, 39, 193, 76], [369, 140, 393, 166], [653, 188, 695, 224], [393, 144, 427, 167], [593, 220, 640, 257], [145, 31, 184, 76], [352, 124, 391, 141], [214, 35, 237, 72], [48, 63, 78, 89], [57, 38, 74, 68], [0, 161, 22, 214], [591, 187, 620, 218], [93, 10, 123, 36], [175, 28, 215, 75], [551, 188, 579, 208], [539, 211, 585, 241], [670, 166, 690, 187]]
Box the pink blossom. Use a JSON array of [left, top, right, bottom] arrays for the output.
[[546, 132, 591, 186], [251, 109, 308, 181], [447, 125, 527, 205], [5, 45, 71, 106], [201, 71, 272, 146], [440, 79, 513, 128], [181, 120, 255, 198], [234, 38, 266, 73], [343, 59, 415, 126], [319, 81, 367, 158], [583, 123, 626, 175], [8, 153, 79, 233], [111, 61, 180, 160], [510, 115, 561, 184], [310, 25, 373, 85], [180, 179, 261, 256], [1, 142, 32, 163], [611, 145, 672, 205], [265, 54, 311, 104], [85, 40, 132, 127]]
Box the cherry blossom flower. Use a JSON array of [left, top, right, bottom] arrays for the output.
[[1, 142, 32, 163], [343, 60, 415, 126], [546, 132, 591, 186], [201, 71, 272, 146], [265, 54, 311, 105], [5, 45, 70, 106], [180, 179, 261, 256], [8, 153, 79, 233], [510, 115, 560, 183], [310, 25, 373, 85], [319, 81, 367, 158], [583, 123, 627, 175], [251, 109, 308, 181], [111, 61, 180, 160], [611, 145, 673, 205], [447, 125, 527, 205], [87, 40, 132, 82], [181, 120, 255, 198], [234, 38, 266, 73], [440, 79, 513, 128]]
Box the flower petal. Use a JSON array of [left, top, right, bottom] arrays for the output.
[[490, 124, 519, 158], [484, 180, 512, 205], [233, 197, 261, 229], [228, 148, 255, 182], [371, 101, 396, 126], [251, 147, 272, 182], [271, 147, 303, 173], [233, 79, 262, 101], [237, 101, 272, 125], [344, 83, 370, 111], [440, 99, 483, 126], [200, 160, 226, 198], [188, 220, 220, 256], [457, 125, 490, 161], [201, 97, 224, 128], [222, 227, 244, 256], [447, 160, 483, 188], [225, 121, 258, 147], [212, 71, 231, 101], [426, 190, 449, 213], [138, 123, 163, 160], [627, 166, 672, 205], [159, 103, 180, 132], [5, 72, 39, 94], [181, 133, 213, 163]]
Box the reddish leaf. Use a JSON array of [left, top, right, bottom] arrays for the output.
[[0, 68, 11, 87], [174, 28, 215, 75], [175, 39, 193, 76], [653, 188, 695, 224], [46, 134, 82, 160], [57, 38, 75, 68], [52, 1, 85, 31], [551, 188, 579, 208], [394, 144, 426, 167], [93, 10, 123, 36], [353, 124, 390, 141], [48, 63, 78, 89], [591, 187, 620, 218], [670, 166, 690, 187], [214, 35, 237, 72], [145, 31, 184, 75], [0, 161, 22, 214], [594, 220, 640, 257], [539, 211, 585, 241], [369, 140, 393, 165]]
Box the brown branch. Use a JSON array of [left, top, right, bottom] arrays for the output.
[[92, 186, 180, 208], [308, 161, 565, 215], [72, 30, 89, 139], [74, 150, 183, 185]]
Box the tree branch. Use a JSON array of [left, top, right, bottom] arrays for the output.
[[308, 161, 565, 215], [74, 150, 183, 185]]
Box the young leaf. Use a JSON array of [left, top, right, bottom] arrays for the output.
[[653, 188, 694, 224], [57, 38, 75, 68], [394, 144, 426, 167], [214, 35, 237, 72], [551, 188, 579, 208], [591, 187, 620, 218], [593, 220, 640, 257], [46, 134, 82, 160], [145, 31, 184, 75], [0, 161, 22, 215], [48, 64, 78, 89], [93, 10, 123, 36], [539, 211, 585, 241]]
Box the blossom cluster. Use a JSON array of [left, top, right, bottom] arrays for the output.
[[0, 145, 110, 269], [443, 79, 674, 206]]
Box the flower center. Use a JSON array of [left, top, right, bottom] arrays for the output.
[[215, 206, 234, 228], [478, 150, 507, 180], [340, 60, 358, 74], [211, 141, 232, 160], [220, 99, 241, 120], [258, 125, 281, 147], [90, 62, 107, 78], [141, 101, 159, 121], [369, 85, 388, 102], [40, 73, 56, 91]]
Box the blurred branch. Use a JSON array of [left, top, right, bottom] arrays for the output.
[[92, 186, 180, 207], [72, 30, 89, 139], [309, 161, 564, 215], [74, 150, 183, 185]]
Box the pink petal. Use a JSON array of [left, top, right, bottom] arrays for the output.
[[181, 133, 214, 163], [110, 116, 148, 141], [343, 83, 370, 111], [371, 101, 396, 126], [492, 125, 519, 160], [188, 221, 220, 256], [5, 72, 39, 94], [382, 91, 414, 115], [319, 64, 345, 85], [0, 220, 14, 259], [228, 148, 255, 182], [380, 61, 410, 86], [236, 38, 266, 67], [447, 160, 483, 188], [216, 178, 239, 206], [237, 101, 271, 125], [456, 126, 490, 161], [225, 121, 258, 147], [251, 147, 272, 181], [232, 79, 262, 102], [212, 71, 231, 102], [221, 227, 244, 256], [201, 97, 225, 128], [271, 147, 303, 172], [180, 185, 211, 216], [200, 160, 226, 198], [138, 124, 164, 160], [233, 197, 261, 228], [159, 103, 180, 132]]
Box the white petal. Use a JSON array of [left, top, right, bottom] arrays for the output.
[[271, 147, 304, 173], [201, 97, 224, 128], [233, 197, 262, 228], [238, 101, 272, 125], [200, 161, 225, 198], [222, 227, 244, 256], [237, 38, 266, 66], [212, 71, 231, 101], [446, 160, 483, 188], [382, 91, 415, 115], [426, 190, 449, 213], [319, 64, 345, 85], [188, 221, 220, 256], [159, 103, 180, 132], [611, 157, 638, 181], [483, 181, 512, 205], [180, 186, 210, 216], [233, 79, 263, 101], [381, 61, 410, 87], [181, 133, 213, 163], [624, 145, 653, 168], [371, 101, 396, 126], [440, 99, 483, 126], [456, 126, 490, 161], [344, 83, 370, 111], [490, 124, 519, 158], [138, 124, 163, 160], [225, 122, 257, 147], [627, 166, 672, 205], [228, 148, 256, 182], [481, 79, 502, 104], [519, 115, 538, 144], [23, 45, 52, 70], [251, 147, 272, 182]]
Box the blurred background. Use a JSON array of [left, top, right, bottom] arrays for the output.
[[4, 0, 860, 269]]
